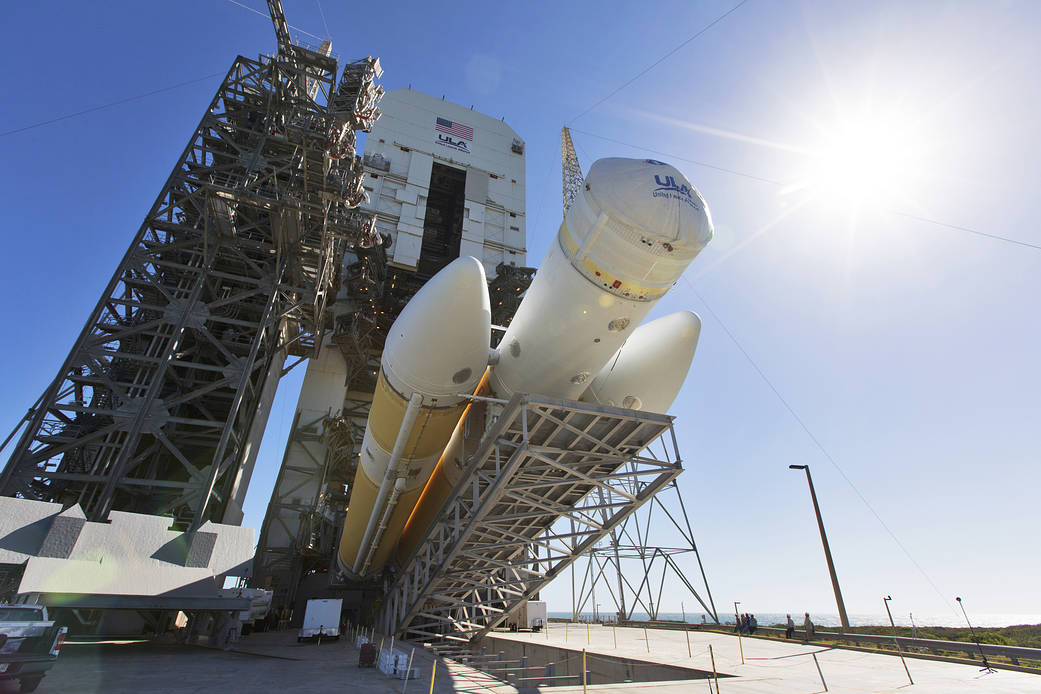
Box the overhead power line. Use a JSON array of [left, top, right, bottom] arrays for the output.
[[571, 128, 1041, 252], [685, 276, 960, 617], [225, 0, 325, 42], [0, 73, 224, 139], [891, 211, 1041, 251], [315, 0, 332, 40], [570, 127, 784, 185], [569, 0, 752, 123]]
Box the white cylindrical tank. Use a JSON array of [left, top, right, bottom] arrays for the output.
[[488, 158, 713, 399], [581, 310, 702, 413], [337, 257, 491, 578], [399, 159, 714, 562]]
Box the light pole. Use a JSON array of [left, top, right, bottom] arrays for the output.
[[733, 601, 744, 664], [789, 464, 850, 630], [883, 595, 913, 684], [956, 596, 996, 673]]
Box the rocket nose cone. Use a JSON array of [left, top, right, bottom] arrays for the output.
[[383, 257, 491, 397], [583, 158, 714, 252], [658, 310, 702, 345], [582, 310, 702, 414]]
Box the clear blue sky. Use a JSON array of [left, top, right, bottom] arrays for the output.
[[2, 1, 1039, 624]]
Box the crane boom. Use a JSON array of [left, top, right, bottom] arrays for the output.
[[561, 126, 584, 216], [267, 0, 292, 52]]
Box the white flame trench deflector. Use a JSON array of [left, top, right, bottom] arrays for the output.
[[378, 393, 682, 642]]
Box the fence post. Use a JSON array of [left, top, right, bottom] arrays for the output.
[[582, 649, 588, 694], [401, 648, 415, 694], [709, 644, 720, 694], [812, 652, 828, 692], [686, 628, 692, 657]]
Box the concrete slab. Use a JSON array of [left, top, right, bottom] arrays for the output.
[[7, 630, 518, 694], [10, 625, 1036, 693], [489, 623, 1041, 693]]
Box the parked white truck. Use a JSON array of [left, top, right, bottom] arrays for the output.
[[0, 604, 68, 692], [297, 599, 341, 642]]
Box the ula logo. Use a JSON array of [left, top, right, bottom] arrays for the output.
[[652, 174, 700, 210], [437, 133, 470, 153]]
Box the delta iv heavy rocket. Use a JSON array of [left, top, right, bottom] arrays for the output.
[[338, 157, 714, 578]]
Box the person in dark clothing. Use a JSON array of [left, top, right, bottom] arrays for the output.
[[785, 614, 795, 639]]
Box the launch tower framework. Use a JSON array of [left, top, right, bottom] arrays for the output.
[[0, 2, 382, 530]]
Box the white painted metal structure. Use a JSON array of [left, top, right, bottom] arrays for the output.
[[380, 393, 682, 643], [361, 89, 527, 274]]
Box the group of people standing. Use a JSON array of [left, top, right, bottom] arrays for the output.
[[784, 612, 815, 639], [734, 613, 758, 634], [733, 612, 818, 640]]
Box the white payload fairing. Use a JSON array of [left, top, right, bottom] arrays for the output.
[[339, 157, 714, 577], [488, 158, 712, 400]]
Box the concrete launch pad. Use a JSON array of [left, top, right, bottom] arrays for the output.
[[488, 623, 1041, 693], [21, 624, 1039, 693]]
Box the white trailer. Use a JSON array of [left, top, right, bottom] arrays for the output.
[[509, 600, 547, 631], [297, 599, 342, 641]]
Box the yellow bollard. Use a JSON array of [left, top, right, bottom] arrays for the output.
[[709, 644, 720, 694], [686, 628, 692, 658], [737, 629, 744, 664], [644, 627, 649, 653], [586, 622, 590, 645], [613, 624, 617, 649], [582, 648, 588, 694], [428, 659, 437, 694]]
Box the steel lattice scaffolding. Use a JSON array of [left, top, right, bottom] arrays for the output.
[[571, 465, 719, 623], [381, 394, 683, 643], [0, 11, 382, 530]]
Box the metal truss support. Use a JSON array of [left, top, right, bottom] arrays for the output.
[[571, 459, 719, 623], [381, 394, 682, 644], [0, 25, 381, 529]]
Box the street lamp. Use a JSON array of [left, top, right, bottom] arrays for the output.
[[789, 464, 850, 630], [883, 595, 913, 684]]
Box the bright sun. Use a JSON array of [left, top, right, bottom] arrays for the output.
[[792, 107, 929, 209]]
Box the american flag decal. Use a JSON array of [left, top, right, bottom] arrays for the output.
[[436, 117, 473, 141]]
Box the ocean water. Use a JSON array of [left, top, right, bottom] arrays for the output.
[[550, 611, 1041, 628]]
